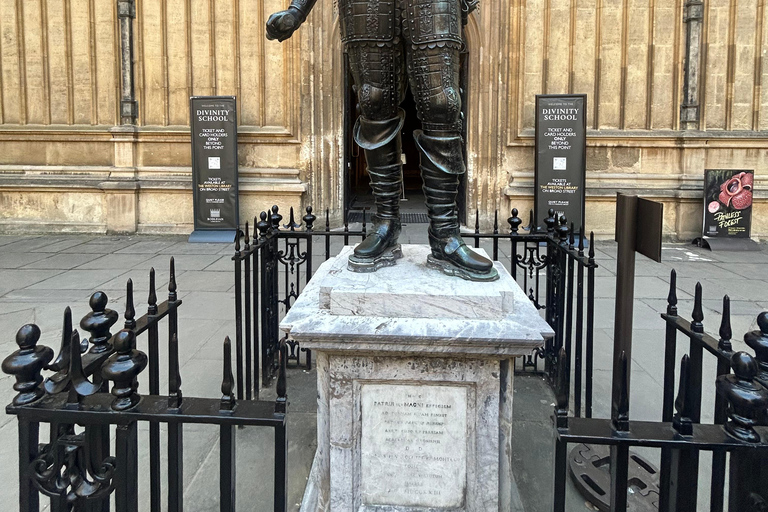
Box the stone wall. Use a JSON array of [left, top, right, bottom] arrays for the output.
[[0, 0, 765, 238]]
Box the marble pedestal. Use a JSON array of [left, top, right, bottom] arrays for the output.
[[281, 245, 553, 512]]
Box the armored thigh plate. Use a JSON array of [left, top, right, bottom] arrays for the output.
[[338, 0, 397, 44], [403, 0, 462, 47]]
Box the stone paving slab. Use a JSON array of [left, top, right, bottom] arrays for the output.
[[0, 232, 765, 511]]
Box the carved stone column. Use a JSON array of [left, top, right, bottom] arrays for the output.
[[680, 0, 704, 129], [106, 0, 140, 234], [118, 0, 137, 125]]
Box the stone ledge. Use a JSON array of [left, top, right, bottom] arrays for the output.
[[281, 245, 553, 358]]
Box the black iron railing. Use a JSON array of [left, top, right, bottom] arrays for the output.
[[234, 204, 598, 418], [468, 207, 598, 418], [553, 273, 768, 512], [3, 261, 289, 512], [232, 206, 366, 398]]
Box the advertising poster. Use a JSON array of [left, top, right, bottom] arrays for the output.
[[535, 95, 587, 231], [189, 96, 239, 241], [702, 169, 754, 239]]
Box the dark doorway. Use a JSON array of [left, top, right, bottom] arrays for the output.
[[343, 48, 469, 224]]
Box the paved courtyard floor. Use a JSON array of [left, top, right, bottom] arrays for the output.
[[0, 226, 765, 511]]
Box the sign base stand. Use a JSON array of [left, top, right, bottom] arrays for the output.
[[693, 237, 761, 252], [188, 230, 237, 244]]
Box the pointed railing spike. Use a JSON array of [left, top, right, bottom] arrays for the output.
[[588, 232, 595, 260], [691, 282, 704, 333], [124, 279, 136, 330], [325, 208, 330, 231], [69, 329, 100, 403], [493, 210, 499, 234], [148, 268, 158, 315], [234, 229, 241, 251], [44, 308, 74, 395], [718, 295, 732, 352], [284, 207, 300, 231], [244, 221, 250, 246], [569, 222, 575, 249], [51, 307, 73, 372], [475, 209, 480, 233], [221, 336, 235, 411], [527, 209, 535, 232], [168, 257, 177, 302], [578, 226, 585, 255], [673, 354, 693, 435], [667, 269, 678, 316]]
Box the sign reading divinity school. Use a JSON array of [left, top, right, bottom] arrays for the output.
[[534, 95, 587, 232], [189, 96, 239, 243]]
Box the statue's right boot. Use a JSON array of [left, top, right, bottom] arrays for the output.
[[348, 111, 405, 272]]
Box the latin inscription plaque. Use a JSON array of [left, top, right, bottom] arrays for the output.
[[361, 383, 468, 508]]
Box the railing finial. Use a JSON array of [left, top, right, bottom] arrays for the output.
[[80, 291, 119, 354], [508, 208, 521, 234], [744, 311, 768, 387], [716, 352, 768, 442], [2, 324, 53, 405], [102, 329, 147, 411], [303, 206, 316, 231]]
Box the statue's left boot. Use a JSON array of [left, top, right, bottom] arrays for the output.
[[415, 130, 499, 282]]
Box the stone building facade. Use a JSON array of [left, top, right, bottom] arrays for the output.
[[0, 0, 765, 238]]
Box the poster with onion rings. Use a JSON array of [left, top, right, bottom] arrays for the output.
[[703, 169, 754, 239]]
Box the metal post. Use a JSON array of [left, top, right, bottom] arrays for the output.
[[117, 0, 137, 124], [612, 194, 637, 426], [115, 423, 139, 512]]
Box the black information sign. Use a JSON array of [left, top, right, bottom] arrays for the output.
[[702, 169, 754, 239], [534, 94, 587, 232], [189, 96, 239, 243]]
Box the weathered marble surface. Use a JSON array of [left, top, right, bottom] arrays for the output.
[[282, 245, 553, 357], [291, 245, 550, 512], [360, 383, 468, 507]]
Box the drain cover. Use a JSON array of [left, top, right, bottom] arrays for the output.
[[568, 443, 660, 512]]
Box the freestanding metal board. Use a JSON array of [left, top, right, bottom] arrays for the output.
[[534, 94, 587, 236], [189, 96, 240, 243]]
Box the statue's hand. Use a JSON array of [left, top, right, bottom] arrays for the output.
[[266, 8, 302, 42]]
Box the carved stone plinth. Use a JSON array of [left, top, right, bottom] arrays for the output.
[[281, 245, 553, 512]]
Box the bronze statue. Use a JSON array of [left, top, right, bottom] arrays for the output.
[[267, 0, 498, 281]]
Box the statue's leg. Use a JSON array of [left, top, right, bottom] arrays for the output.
[[347, 42, 409, 271], [406, 44, 498, 281]]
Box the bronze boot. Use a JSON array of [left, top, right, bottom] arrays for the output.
[[348, 112, 405, 272], [415, 130, 498, 281]]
